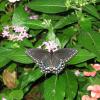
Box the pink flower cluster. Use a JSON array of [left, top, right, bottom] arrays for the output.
[[43, 41, 59, 52], [2, 25, 29, 41], [83, 64, 100, 77], [82, 85, 100, 100], [83, 71, 96, 77], [91, 64, 100, 71], [82, 64, 100, 100], [87, 85, 100, 98], [82, 95, 97, 100]]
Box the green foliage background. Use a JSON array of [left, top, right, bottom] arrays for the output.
[[0, 0, 100, 100]]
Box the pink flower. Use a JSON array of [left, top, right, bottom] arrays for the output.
[[43, 41, 58, 52], [29, 15, 38, 20], [16, 35, 24, 41], [22, 32, 28, 38], [91, 64, 100, 71], [24, 6, 31, 13], [13, 26, 26, 33], [2, 30, 9, 37], [83, 71, 96, 77], [2, 25, 29, 41], [87, 85, 100, 99], [82, 95, 97, 100], [87, 85, 100, 92], [16, 32, 29, 41]]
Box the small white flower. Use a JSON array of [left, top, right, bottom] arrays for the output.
[[8, 34, 17, 41], [2, 30, 9, 37], [91, 91, 96, 97], [4, 26, 9, 30], [74, 70, 80, 76], [8, 0, 20, 3], [2, 97, 7, 100]]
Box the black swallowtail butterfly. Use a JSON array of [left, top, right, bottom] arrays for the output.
[[26, 48, 77, 74]]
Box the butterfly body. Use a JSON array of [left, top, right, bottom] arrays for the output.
[[26, 48, 77, 74]]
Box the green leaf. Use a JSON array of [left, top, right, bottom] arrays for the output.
[[43, 75, 66, 100], [12, 5, 28, 28], [54, 14, 77, 29], [0, 1, 7, 11], [75, 62, 87, 68], [96, 0, 100, 3], [1, 12, 12, 25], [9, 90, 23, 100], [83, 5, 99, 19], [0, 47, 11, 68], [54, 75, 66, 100], [97, 4, 100, 11], [78, 32, 93, 49], [79, 17, 92, 32], [68, 49, 96, 64], [58, 27, 77, 48], [88, 76, 100, 85], [65, 70, 78, 100], [78, 31, 100, 60], [25, 20, 45, 29], [9, 48, 33, 64], [20, 39, 33, 48], [42, 14, 63, 21], [12, 5, 45, 29], [18, 68, 43, 89], [27, 0, 66, 13]]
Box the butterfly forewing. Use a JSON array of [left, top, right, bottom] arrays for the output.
[[26, 49, 49, 62], [26, 49, 53, 73], [54, 48, 77, 62]]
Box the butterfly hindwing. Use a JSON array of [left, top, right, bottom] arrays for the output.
[[51, 54, 65, 74]]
